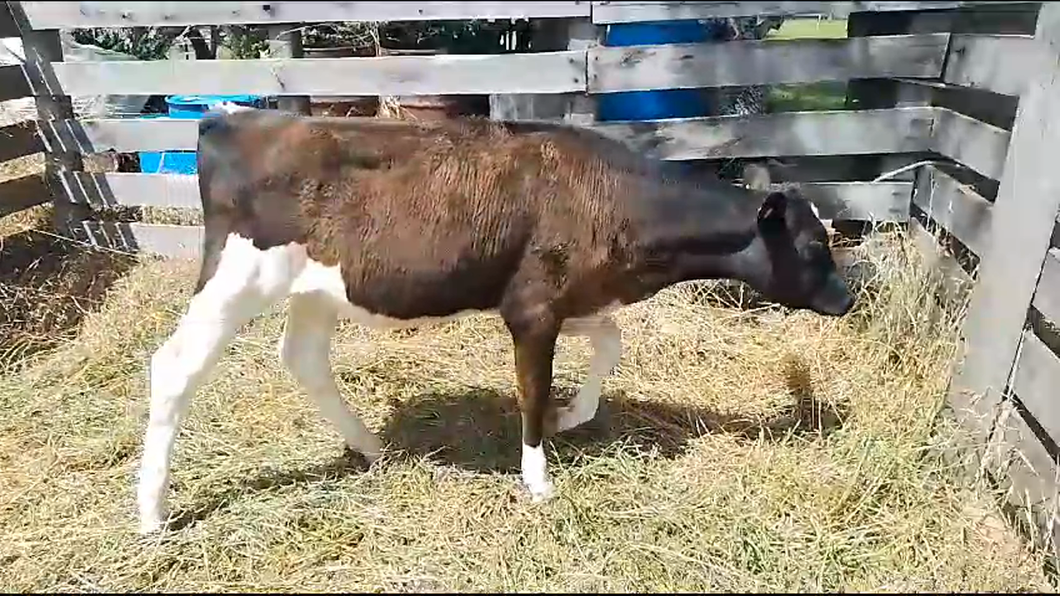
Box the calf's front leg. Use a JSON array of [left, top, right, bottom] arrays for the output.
[[506, 315, 561, 502]]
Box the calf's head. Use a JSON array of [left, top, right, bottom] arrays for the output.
[[744, 188, 854, 317]]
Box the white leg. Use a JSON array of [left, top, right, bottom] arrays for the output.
[[279, 294, 382, 462], [555, 316, 622, 433], [137, 234, 295, 535], [521, 442, 553, 502]]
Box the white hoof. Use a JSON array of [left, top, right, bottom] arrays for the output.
[[555, 401, 597, 434], [139, 513, 166, 535], [521, 442, 554, 503], [527, 480, 556, 503]]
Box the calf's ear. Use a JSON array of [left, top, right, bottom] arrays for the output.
[[757, 190, 788, 225]]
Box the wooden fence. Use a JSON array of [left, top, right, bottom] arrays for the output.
[[2, 0, 1060, 557]]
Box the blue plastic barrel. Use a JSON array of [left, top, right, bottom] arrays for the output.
[[596, 20, 725, 122], [138, 94, 265, 175]]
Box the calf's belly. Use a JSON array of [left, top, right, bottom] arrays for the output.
[[289, 250, 507, 329]]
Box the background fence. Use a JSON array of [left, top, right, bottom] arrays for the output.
[[2, 0, 1059, 558]]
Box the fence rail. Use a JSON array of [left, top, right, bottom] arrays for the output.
[[16, 1, 1011, 28], [943, 35, 1041, 97], [589, 1, 1006, 23], [16, 1, 593, 28]]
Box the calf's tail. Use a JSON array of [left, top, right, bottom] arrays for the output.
[[192, 111, 241, 295]]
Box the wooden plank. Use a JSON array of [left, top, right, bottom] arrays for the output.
[[51, 51, 586, 97], [490, 18, 601, 126], [588, 34, 949, 93], [265, 25, 310, 115], [63, 172, 910, 223], [17, 14, 91, 232], [20, 2, 590, 29], [0, 1, 17, 38], [932, 107, 1011, 181], [984, 394, 1060, 554], [1032, 248, 1060, 327], [0, 174, 49, 218], [61, 107, 935, 157], [39, 118, 196, 153], [589, 1, 1006, 23], [591, 107, 935, 161], [949, 4, 1060, 446], [778, 182, 911, 222], [66, 172, 201, 210], [1012, 330, 1060, 445], [899, 77, 1019, 130], [912, 166, 993, 256], [79, 221, 204, 260], [0, 64, 30, 103], [0, 121, 43, 162], [909, 215, 975, 307], [944, 35, 1042, 97]]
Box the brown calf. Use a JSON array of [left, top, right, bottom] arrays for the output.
[[137, 107, 854, 534]]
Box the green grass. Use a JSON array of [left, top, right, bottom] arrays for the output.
[[769, 17, 850, 41], [762, 18, 851, 113]]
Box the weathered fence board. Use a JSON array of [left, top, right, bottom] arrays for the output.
[[1032, 248, 1060, 326], [910, 216, 975, 306], [0, 2, 16, 38], [39, 118, 195, 154], [19, 1, 590, 29], [932, 108, 1011, 181], [589, 1, 1004, 23], [985, 392, 1060, 544], [0, 173, 49, 218], [51, 51, 586, 97], [54, 108, 935, 160], [592, 107, 935, 160], [0, 121, 41, 162], [912, 167, 993, 256], [80, 221, 205, 260], [62, 171, 912, 222], [0, 63, 29, 103], [588, 34, 949, 92], [944, 35, 1040, 97], [1011, 333, 1060, 447], [949, 3, 1060, 444]]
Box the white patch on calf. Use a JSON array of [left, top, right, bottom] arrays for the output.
[[279, 292, 382, 461], [138, 233, 298, 534], [288, 249, 494, 329], [521, 443, 554, 502], [211, 101, 255, 115]]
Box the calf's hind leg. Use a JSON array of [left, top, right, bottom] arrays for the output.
[[555, 316, 621, 433], [278, 293, 382, 462], [137, 236, 294, 535]]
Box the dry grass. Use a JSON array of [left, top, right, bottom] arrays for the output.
[[0, 226, 1053, 591]]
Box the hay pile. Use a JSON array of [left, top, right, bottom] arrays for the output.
[[0, 229, 1052, 591]]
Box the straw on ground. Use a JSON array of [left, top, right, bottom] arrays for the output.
[[0, 222, 1052, 591]]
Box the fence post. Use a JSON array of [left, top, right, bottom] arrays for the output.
[[8, 2, 88, 236], [560, 17, 599, 126], [948, 3, 1060, 458], [266, 23, 311, 115], [489, 16, 596, 123]]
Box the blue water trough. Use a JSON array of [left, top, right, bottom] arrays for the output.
[[138, 94, 266, 175]]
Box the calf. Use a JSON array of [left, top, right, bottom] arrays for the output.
[[137, 108, 854, 534]]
